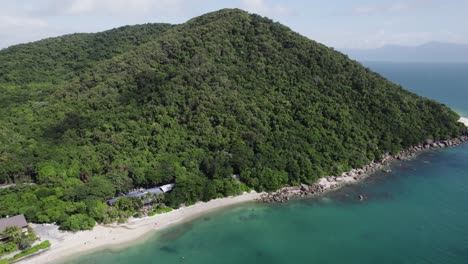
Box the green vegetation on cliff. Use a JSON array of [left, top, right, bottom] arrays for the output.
[[0, 9, 464, 230]]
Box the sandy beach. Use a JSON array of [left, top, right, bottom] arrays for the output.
[[23, 191, 262, 264], [459, 117, 468, 127], [18, 117, 468, 264]]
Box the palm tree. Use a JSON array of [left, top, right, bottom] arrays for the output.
[[153, 193, 165, 205], [2, 226, 22, 243]]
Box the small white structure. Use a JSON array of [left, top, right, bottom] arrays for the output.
[[107, 183, 175, 205], [160, 184, 175, 193]]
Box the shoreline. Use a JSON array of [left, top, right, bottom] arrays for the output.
[[459, 117, 468, 127], [259, 134, 468, 202], [24, 192, 263, 264], [21, 118, 468, 263]]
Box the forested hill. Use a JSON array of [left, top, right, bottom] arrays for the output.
[[0, 23, 173, 84], [0, 9, 465, 229]]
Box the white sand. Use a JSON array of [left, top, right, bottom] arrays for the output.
[[23, 191, 262, 264], [459, 117, 468, 127], [19, 117, 468, 263]]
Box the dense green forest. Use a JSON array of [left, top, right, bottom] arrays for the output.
[[0, 9, 465, 230]]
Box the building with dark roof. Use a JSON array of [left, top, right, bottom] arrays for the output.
[[0, 214, 28, 233]]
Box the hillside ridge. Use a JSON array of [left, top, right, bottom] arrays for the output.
[[0, 9, 465, 230]]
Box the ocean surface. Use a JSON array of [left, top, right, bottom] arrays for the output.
[[362, 62, 468, 116], [67, 62, 468, 264]]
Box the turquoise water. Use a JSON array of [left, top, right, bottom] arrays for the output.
[[67, 63, 468, 264], [68, 146, 468, 264]]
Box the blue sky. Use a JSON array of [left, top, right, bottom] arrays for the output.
[[1, 0, 467, 49]]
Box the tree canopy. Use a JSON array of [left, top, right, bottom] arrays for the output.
[[0, 9, 465, 230]]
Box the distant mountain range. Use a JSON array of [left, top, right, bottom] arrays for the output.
[[341, 42, 468, 62]]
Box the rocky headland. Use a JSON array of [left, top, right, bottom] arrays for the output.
[[258, 136, 468, 203]]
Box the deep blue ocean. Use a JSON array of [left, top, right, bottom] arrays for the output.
[[67, 62, 468, 264], [363, 62, 468, 116]]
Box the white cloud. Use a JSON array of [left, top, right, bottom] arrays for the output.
[[65, 0, 93, 14], [41, 0, 185, 16], [240, 0, 292, 16], [353, 1, 427, 15], [353, 6, 378, 15], [389, 2, 411, 12], [0, 16, 48, 29], [0, 0, 191, 48], [0, 15, 51, 48], [0, 0, 466, 50]]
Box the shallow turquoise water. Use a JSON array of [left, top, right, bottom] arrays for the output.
[[69, 145, 468, 264], [67, 63, 468, 264]]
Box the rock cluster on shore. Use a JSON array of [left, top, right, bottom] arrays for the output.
[[258, 136, 468, 203]]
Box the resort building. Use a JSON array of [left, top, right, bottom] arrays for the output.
[[0, 214, 28, 242], [107, 183, 175, 205]]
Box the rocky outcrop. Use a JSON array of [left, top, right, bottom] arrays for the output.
[[258, 136, 468, 203]]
